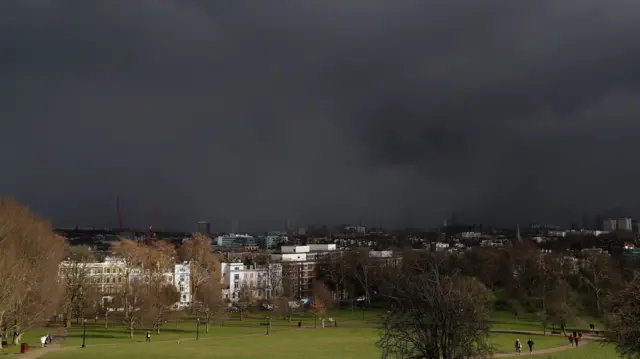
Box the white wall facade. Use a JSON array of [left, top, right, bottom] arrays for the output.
[[222, 262, 283, 303]]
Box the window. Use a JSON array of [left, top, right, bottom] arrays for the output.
[[106, 277, 111, 283], [106, 268, 111, 274], [182, 295, 186, 301], [234, 274, 240, 280]]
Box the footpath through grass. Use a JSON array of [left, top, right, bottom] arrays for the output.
[[0, 329, 55, 357], [500, 342, 618, 358]]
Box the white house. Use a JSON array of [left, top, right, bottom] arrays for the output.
[[59, 256, 192, 309], [221, 262, 283, 303], [172, 262, 191, 309]]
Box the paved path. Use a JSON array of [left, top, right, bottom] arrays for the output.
[[490, 329, 601, 339], [16, 326, 73, 359], [494, 340, 591, 358]]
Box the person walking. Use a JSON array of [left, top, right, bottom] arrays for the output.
[[40, 335, 47, 348], [515, 339, 522, 355], [146, 331, 151, 343], [569, 334, 574, 346], [575, 335, 580, 347], [527, 338, 534, 353]]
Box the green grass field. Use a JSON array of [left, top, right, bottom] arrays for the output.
[[0, 309, 610, 359], [41, 328, 588, 359], [0, 329, 54, 357]]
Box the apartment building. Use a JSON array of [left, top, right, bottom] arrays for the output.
[[221, 262, 283, 303], [618, 217, 633, 231], [168, 262, 192, 309], [59, 257, 192, 308], [273, 245, 337, 299]]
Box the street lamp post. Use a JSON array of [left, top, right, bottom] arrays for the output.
[[81, 319, 87, 348], [196, 318, 200, 340], [266, 316, 271, 335]]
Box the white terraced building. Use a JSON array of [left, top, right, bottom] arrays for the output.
[[59, 257, 193, 308], [221, 262, 283, 303]]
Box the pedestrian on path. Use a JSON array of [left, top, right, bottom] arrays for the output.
[[575, 335, 580, 347], [40, 335, 47, 348], [514, 339, 522, 355], [146, 331, 151, 343], [569, 334, 574, 346], [527, 338, 534, 353]]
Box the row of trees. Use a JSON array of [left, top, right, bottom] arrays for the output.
[[314, 241, 640, 358], [0, 198, 65, 347], [317, 242, 622, 325], [0, 197, 229, 345], [62, 233, 226, 337]]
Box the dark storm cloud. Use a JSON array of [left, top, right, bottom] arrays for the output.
[[3, 0, 640, 231]]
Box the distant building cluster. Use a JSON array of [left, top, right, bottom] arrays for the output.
[[603, 217, 633, 232], [55, 213, 640, 311]]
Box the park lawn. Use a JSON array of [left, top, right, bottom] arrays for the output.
[[44, 328, 380, 359], [0, 328, 54, 357], [45, 327, 572, 359], [62, 322, 278, 347], [489, 311, 599, 332]]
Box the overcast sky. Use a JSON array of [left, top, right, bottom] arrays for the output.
[[3, 1, 640, 232]]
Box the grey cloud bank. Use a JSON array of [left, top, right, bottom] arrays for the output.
[[2, 0, 640, 231]]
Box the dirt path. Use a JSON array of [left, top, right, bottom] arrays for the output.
[[493, 341, 590, 358], [16, 326, 73, 359]]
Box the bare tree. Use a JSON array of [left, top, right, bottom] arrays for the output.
[[121, 279, 150, 339], [317, 252, 350, 301], [580, 251, 619, 314], [546, 279, 579, 335], [237, 284, 255, 321], [273, 296, 293, 321], [148, 280, 180, 335], [378, 257, 494, 359], [60, 245, 95, 328], [527, 253, 565, 334], [179, 233, 220, 313], [0, 198, 66, 345], [347, 249, 375, 304], [111, 238, 146, 317], [605, 271, 640, 358], [102, 295, 121, 329], [195, 280, 226, 333], [308, 281, 334, 328]]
